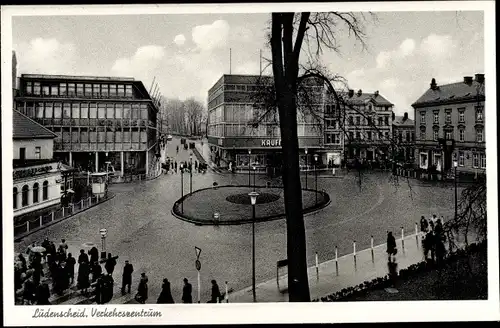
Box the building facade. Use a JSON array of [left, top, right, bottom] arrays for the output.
[[412, 74, 485, 176], [13, 111, 65, 221], [207, 74, 324, 173], [207, 74, 395, 172], [14, 74, 159, 177], [341, 89, 394, 164], [392, 112, 415, 164]]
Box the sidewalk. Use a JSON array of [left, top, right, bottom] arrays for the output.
[[228, 233, 426, 303]]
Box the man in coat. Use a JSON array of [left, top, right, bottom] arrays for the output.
[[136, 272, 148, 304], [157, 278, 175, 304], [66, 253, 76, 285], [182, 278, 193, 303], [78, 249, 89, 265], [209, 279, 221, 303], [121, 260, 134, 295], [104, 253, 118, 275]]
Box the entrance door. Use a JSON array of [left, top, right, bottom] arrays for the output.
[[366, 150, 373, 161]]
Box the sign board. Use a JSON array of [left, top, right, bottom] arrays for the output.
[[195, 260, 201, 271], [195, 246, 201, 260]]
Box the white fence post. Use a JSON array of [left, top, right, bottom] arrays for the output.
[[26, 221, 30, 233], [353, 240, 356, 257], [51, 211, 55, 222], [225, 281, 229, 303], [370, 235, 374, 250], [335, 246, 338, 262], [401, 227, 404, 240], [39, 215, 43, 227], [62, 207, 65, 217], [315, 252, 319, 279]]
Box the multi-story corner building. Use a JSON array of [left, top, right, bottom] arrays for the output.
[[412, 74, 485, 176], [14, 74, 160, 177], [392, 112, 415, 163], [12, 110, 72, 222], [342, 89, 394, 163], [207, 74, 324, 173]]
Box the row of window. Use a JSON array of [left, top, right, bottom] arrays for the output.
[[13, 181, 49, 209], [53, 130, 148, 143], [420, 106, 484, 124], [18, 102, 150, 120], [347, 115, 390, 127], [347, 130, 390, 142], [456, 152, 486, 168], [394, 131, 416, 143], [24, 81, 134, 98], [18, 147, 42, 161], [420, 127, 484, 142]]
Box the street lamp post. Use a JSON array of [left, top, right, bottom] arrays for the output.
[[305, 148, 308, 189], [314, 154, 319, 205], [253, 164, 257, 192], [248, 149, 252, 187], [190, 154, 193, 194], [454, 160, 458, 220], [180, 164, 184, 214], [99, 228, 107, 260], [248, 191, 259, 302]]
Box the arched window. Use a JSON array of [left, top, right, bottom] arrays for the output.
[[22, 185, 29, 207], [33, 183, 39, 203], [43, 181, 49, 200], [13, 187, 18, 209]]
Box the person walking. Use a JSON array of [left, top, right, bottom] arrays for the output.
[[41, 237, 51, 262], [36, 282, 51, 305], [104, 253, 117, 275], [88, 246, 99, 263], [78, 249, 89, 265], [121, 260, 134, 295], [136, 272, 148, 304], [420, 216, 428, 233], [66, 253, 76, 285], [77, 260, 91, 295], [181, 278, 193, 303], [209, 279, 221, 303], [31, 253, 44, 287], [59, 238, 68, 256], [157, 278, 175, 304], [386, 231, 397, 263], [91, 261, 102, 283], [23, 277, 36, 305]]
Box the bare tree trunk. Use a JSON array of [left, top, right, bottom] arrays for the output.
[[271, 12, 310, 302]]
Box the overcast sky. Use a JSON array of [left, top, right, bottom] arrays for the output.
[[12, 10, 483, 117]]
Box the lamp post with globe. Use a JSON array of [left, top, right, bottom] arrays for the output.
[[248, 191, 259, 302]]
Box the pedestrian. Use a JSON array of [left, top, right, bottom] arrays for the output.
[[182, 278, 193, 303], [57, 247, 67, 263], [78, 249, 89, 264], [121, 260, 134, 295], [77, 261, 91, 295], [59, 262, 70, 292], [66, 253, 76, 284], [423, 231, 435, 262], [429, 220, 435, 233], [31, 253, 44, 287], [88, 246, 99, 263], [157, 278, 175, 304], [36, 282, 51, 305], [23, 277, 36, 305], [434, 231, 446, 266], [91, 261, 102, 283], [104, 253, 117, 275], [386, 231, 397, 263], [208, 279, 222, 303], [18, 253, 27, 273], [195, 160, 198, 171], [93, 275, 103, 304], [98, 273, 114, 304], [41, 237, 51, 262], [59, 238, 68, 256], [175, 161, 178, 173], [420, 215, 428, 233], [136, 272, 149, 304], [48, 241, 57, 259]]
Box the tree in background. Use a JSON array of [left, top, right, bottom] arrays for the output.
[[160, 97, 207, 136]]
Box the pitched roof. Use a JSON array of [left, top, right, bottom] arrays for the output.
[[393, 115, 415, 127], [13, 110, 57, 139], [340, 92, 393, 106], [412, 80, 485, 107]]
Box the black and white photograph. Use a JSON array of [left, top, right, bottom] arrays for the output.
[[1, 1, 498, 325]]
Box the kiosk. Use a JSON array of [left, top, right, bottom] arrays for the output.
[[91, 172, 108, 199]]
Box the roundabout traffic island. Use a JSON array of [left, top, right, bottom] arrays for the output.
[[172, 185, 330, 225]]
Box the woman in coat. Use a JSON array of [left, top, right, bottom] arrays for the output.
[[157, 278, 175, 304], [136, 273, 148, 304], [386, 231, 397, 263], [77, 261, 91, 295]]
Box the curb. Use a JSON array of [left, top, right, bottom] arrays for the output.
[[14, 193, 116, 242], [171, 185, 331, 226]]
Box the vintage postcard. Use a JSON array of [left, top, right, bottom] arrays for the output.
[[1, 1, 498, 325]]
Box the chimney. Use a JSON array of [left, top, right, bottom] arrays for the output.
[[430, 78, 437, 90], [374, 90, 379, 97], [475, 73, 485, 84], [357, 89, 362, 97], [464, 76, 473, 85], [403, 112, 408, 121], [348, 89, 354, 98]]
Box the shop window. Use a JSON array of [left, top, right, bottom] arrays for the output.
[[43, 181, 48, 200], [420, 153, 428, 168], [33, 183, 39, 203], [22, 185, 29, 207]]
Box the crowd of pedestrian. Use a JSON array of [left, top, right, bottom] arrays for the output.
[[420, 214, 447, 265]]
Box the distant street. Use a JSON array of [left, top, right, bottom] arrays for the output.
[[15, 137, 461, 304]]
